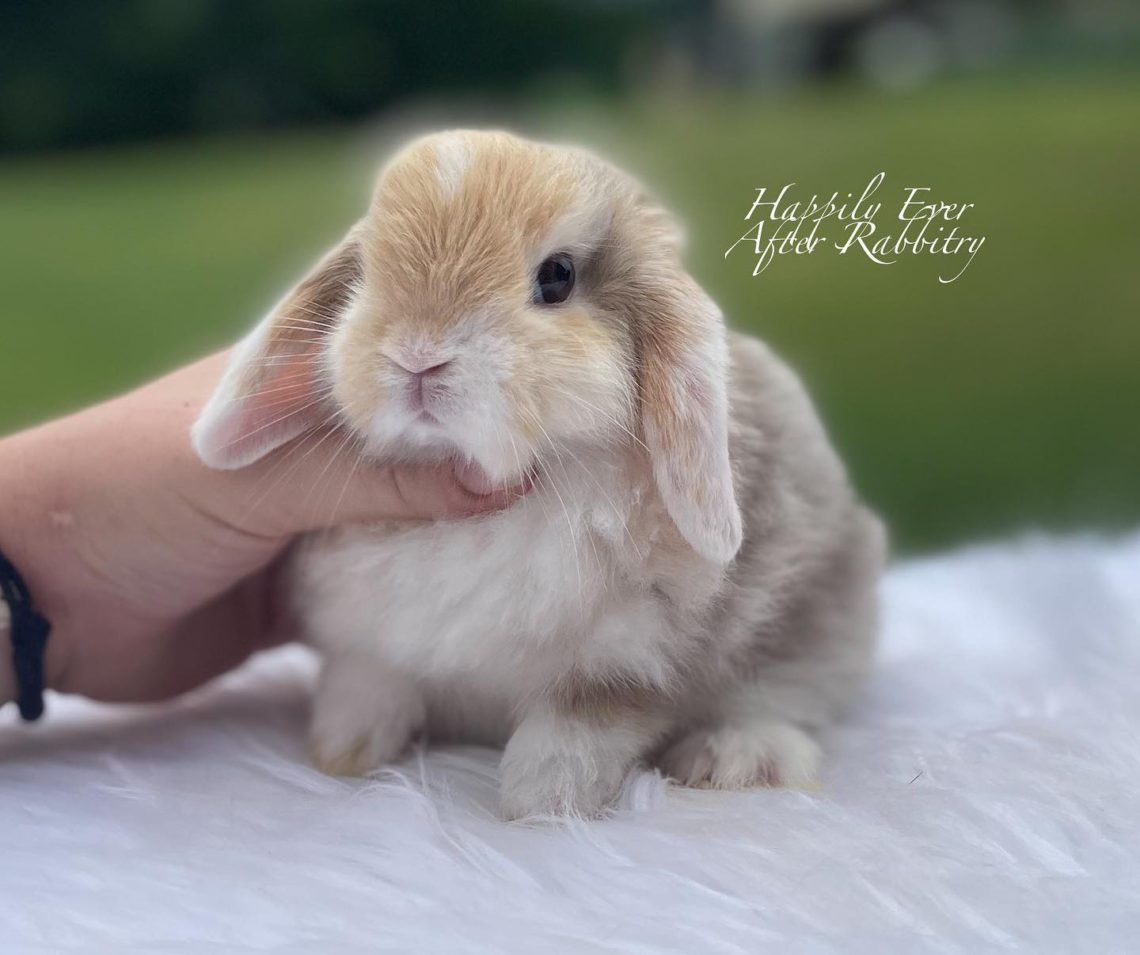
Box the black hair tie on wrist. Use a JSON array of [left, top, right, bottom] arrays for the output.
[[0, 549, 50, 721]]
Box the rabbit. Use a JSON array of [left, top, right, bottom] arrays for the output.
[[192, 129, 886, 819]]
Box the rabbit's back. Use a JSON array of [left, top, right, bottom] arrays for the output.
[[708, 332, 886, 724]]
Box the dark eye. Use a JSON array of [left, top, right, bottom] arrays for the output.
[[534, 253, 575, 305]]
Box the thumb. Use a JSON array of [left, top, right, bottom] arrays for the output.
[[244, 433, 528, 533]]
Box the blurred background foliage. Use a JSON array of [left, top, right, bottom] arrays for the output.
[[1, 0, 1137, 552]]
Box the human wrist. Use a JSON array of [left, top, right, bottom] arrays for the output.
[[0, 426, 74, 700]]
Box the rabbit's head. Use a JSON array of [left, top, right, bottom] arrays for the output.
[[193, 130, 741, 562]]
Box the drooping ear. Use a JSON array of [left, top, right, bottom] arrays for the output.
[[192, 224, 365, 469], [638, 275, 743, 564]]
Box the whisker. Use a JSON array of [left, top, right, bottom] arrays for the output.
[[518, 404, 639, 568], [513, 410, 586, 600], [302, 423, 365, 530], [212, 390, 332, 451], [530, 415, 643, 561], [236, 425, 345, 531], [324, 431, 370, 536], [540, 385, 648, 454], [216, 380, 334, 407]]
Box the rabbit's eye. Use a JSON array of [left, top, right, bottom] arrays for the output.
[[535, 254, 575, 305]]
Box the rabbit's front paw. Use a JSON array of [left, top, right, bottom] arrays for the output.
[[499, 710, 634, 820], [309, 654, 424, 778], [660, 720, 821, 790], [499, 748, 627, 820], [309, 716, 417, 778]]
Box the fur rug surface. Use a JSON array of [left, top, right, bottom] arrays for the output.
[[3, 532, 1139, 952]]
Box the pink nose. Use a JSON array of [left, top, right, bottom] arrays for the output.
[[390, 355, 452, 379], [393, 358, 453, 411], [408, 359, 452, 381]]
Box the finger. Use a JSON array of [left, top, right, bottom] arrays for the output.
[[248, 432, 530, 532], [455, 458, 501, 495]]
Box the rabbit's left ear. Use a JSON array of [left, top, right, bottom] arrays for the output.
[[192, 224, 364, 469], [639, 275, 743, 564]]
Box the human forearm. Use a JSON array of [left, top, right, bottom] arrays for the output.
[[3, 407, 106, 692]]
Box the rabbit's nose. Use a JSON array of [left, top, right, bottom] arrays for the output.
[[385, 349, 453, 378], [408, 359, 453, 380], [388, 356, 454, 412], [405, 360, 453, 402]]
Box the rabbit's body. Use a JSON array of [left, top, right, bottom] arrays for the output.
[[292, 332, 885, 811], [192, 129, 885, 817]]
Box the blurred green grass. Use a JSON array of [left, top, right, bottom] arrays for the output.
[[1, 72, 1137, 552]]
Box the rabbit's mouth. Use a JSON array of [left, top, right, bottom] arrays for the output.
[[357, 394, 535, 497]]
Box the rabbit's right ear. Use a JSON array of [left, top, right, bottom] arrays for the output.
[[192, 224, 365, 470]]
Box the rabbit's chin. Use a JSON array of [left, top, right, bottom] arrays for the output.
[[358, 424, 532, 496], [357, 400, 533, 487]]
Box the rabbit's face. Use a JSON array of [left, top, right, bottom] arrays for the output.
[[194, 130, 742, 563], [328, 131, 637, 490]]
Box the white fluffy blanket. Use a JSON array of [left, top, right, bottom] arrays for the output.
[[3, 533, 1139, 952]]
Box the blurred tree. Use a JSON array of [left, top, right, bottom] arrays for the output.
[[0, 0, 653, 151]]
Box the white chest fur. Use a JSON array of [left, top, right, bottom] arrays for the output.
[[290, 453, 684, 733]]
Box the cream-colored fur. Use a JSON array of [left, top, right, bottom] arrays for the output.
[[193, 130, 886, 819]]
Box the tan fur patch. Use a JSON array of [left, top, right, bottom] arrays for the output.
[[363, 131, 576, 332], [548, 668, 666, 723]]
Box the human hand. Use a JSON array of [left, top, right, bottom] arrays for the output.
[[0, 352, 525, 706]]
